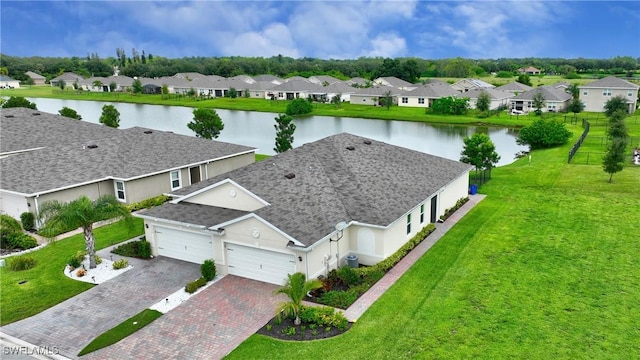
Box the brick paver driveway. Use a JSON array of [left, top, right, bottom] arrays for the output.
[[2, 254, 200, 360], [85, 275, 285, 360]]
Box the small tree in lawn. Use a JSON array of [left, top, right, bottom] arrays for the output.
[[161, 84, 169, 99], [109, 81, 117, 92], [59, 106, 82, 120], [275, 272, 322, 325], [227, 87, 237, 99], [99, 104, 120, 128], [274, 114, 296, 153], [602, 138, 627, 183], [92, 80, 103, 90], [532, 91, 545, 115], [607, 109, 630, 143], [517, 119, 572, 149], [516, 74, 532, 86], [460, 133, 500, 175], [188, 108, 224, 139], [604, 95, 629, 117], [331, 94, 342, 109], [39, 195, 132, 269], [132, 78, 143, 94], [58, 80, 66, 90], [380, 90, 393, 110], [476, 91, 491, 113], [567, 98, 585, 118]]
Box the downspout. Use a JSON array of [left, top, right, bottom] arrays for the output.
[[34, 194, 41, 228]]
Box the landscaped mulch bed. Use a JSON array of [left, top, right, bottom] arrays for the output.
[[257, 316, 352, 341]]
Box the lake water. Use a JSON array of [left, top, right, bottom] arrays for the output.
[[28, 98, 528, 166]]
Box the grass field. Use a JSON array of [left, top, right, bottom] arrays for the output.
[[226, 120, 640, 359], [0, 218, 144, 325]]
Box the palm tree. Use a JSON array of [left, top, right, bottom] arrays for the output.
[[275, 272, 323, 325], [39, 195, 131, 268]]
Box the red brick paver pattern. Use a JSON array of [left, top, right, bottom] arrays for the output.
[[343, 194, 486, 321], [86, 276, 286, 360]]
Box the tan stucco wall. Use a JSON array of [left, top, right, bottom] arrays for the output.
[[350, 94, 377, 106], [580, 88, 638, 112], [205, 153, 254, 178], [32, 181, 115, 208], [184, 181, 266, 211]]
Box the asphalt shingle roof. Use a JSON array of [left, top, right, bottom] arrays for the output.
[[512, 85, 571, 102], [0, 108, 255, 195], [580, 76, 639, 89], [161, 133, 472, 247]]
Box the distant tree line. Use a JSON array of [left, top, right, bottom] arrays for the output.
[[1, 50, 637, 84]]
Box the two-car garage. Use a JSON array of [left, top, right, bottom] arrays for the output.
[[152, 226, 295, 285]]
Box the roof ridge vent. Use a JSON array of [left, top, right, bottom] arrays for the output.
[[346, 146, 355, 151], [5, 115, 14, 118], [284, 173, 295, 179], [363, 140, 372, 145], [87, 144, 98, 149], [33, 112, 41, 116], [143, 130, 153, 134]]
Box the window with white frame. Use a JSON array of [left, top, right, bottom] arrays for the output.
[[406, 214, 412, 235], [603, 89, 611, 96], [418, 98, 425, 104], [115, 181, 126, 201], [402, 97, 408, 104], [629, 91, 634, 97], [170, 170, 181, 190], [583, 90, 588, 96], [420, 204, 425, 224]]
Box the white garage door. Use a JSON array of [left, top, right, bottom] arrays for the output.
[[156, 227, 214, 264], [226, 243, 295, 285]]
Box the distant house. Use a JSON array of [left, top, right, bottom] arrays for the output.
[[136, 133, 473, 285], [350, 86, 400, 106], [346, 77, 369, 87], [510, 85, 571, 113], [373, 76, 417, 91], [25, 71, 46, 85], [495, 82, 533, 95], [308, 75, 342, 86], [0, 75, 20, 89], [517, 66, 541, 75], [49, 72, 83, 88], [451, 78, 495, 93], [398, 83, 461, 108], [465, 88, 512, 110], [579, 76, 639, 113], [269, 79, 324, 101], [0, 108, 256, 224]]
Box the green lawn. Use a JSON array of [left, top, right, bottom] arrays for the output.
[[78, 309, 162, 356], [226, 125, 640, 358], [0, 218, 144, 325]]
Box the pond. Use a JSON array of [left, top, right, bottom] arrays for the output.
[[28, 98, 527, 166]]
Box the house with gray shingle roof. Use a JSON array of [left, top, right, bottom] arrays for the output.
[[464, 88, 513, 110], [579, 76, 639, 113], [451, 78, 495, 93], [136, 133, 472, 285], [25, 71, 46, 85], [495, 81, 533, 95], [49, 72, 83, 88], [510, 85, 572, 113], [350, 85, 401, 106], [398, 82, 461, 108], [0, 108, 255, 223], [373, 76, 417, 90], [0, 75, 20, 89]]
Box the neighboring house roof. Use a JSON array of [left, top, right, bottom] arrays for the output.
[[0, 108, 256, 196], [374, 76, 414, 89], [452, 78, 495, 90], [173, 72, 207, 81], [308, 75, 342, 85], [353, 85, 401, 96], [253, 75, 284, 84], [322, 81, 356, 94], [518, 66, 541, 73], [346, 77, 368, 86], [579, 76, 640, 90], [0, 75, 18, 82], [512, 85, 571, 102], [145, 133, 472, 247], [284, 76, 310, 83], [464, 88, 512, 100], [50, 72, 83, 82], [227, 75, 256, 84], [495, 82, 533, 92], [270, 79, 324, 93], [25, 71, 45, 80], [401, 83, 460, 98]]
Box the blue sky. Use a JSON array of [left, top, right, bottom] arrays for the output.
[[1, 1, 639, 60]]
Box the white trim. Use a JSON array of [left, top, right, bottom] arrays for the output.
[[210, 213, 304, 247], [171, 178, 270, 206]]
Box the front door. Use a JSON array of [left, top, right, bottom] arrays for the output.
[[430, 195, 438, 223]]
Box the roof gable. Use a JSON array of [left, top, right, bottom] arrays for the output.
[[580, 76, 640, 90]]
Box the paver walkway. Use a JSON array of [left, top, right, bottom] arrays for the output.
[[84, 276, 286, 360], [343, 194, 486, 320], [2, 248, 200, 360]]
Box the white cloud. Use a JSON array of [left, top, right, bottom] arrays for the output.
[[367, 33, 407, 57], [221, 23, 300, 58]]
